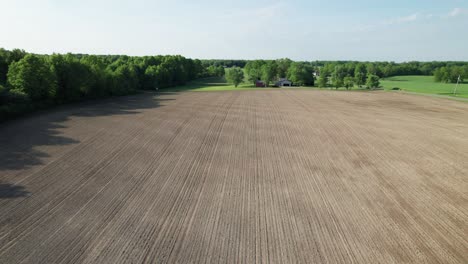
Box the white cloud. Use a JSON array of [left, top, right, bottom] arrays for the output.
[[448, 8, 468, 17], [383, 13, 419, 25]]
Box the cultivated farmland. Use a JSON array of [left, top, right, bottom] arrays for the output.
[[0, 90, 467, 263]]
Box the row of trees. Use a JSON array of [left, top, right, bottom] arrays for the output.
[[311, 61, 444, 78], [0, 48, 207, 120], [224, 60, 468, 89], [318, 64, 380, 89], [434, 65, 468, 83], [198, 59, 468, 79], [223, 60, 381, 89], [243, 59, 315, 86], [201, 60, 247, 69]]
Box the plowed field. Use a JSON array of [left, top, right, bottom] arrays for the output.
[[1, 90, 467, 263]]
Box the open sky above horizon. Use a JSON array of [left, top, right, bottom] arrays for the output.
[[1, 0, 468, 61]]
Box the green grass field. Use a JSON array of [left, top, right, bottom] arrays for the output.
[[381, 76, 468, 98], [165, 75, 468, 100], [163, 77, 270, 92]]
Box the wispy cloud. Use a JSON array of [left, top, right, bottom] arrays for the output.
[[447, 8, 468, 17], [383, 13, 419, 25], [353, 7, 468, 33], [352, 13, 421, 32]]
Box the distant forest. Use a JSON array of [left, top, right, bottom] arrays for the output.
[[1, 48, 468, 121]]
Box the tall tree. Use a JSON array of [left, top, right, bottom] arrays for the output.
[[366, 74, 380, 89], [261, 61, 277, 87], [318, 74, 328, 87], [49, 54, 95, 102], [287, 62, 314, 86], [434, 67, 449, 83], [332, 66, 346, 89], [344, 76, 354, 90], [225, 67, 244, 87], [244, 60, 265, 85], [276, 58, 292, 78], [0, 49, 8, 84], [354, 63, 367, 87], [7, 54, 57, 102]]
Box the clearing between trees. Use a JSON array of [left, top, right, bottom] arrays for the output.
[[0, 90, 467, 263]]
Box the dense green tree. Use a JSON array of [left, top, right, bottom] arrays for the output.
[[382, 63, 395, 77], [80, 55, 110, 97], [7, 54, 57, 102], [354, 63, 367, 87], [366, 74, 380, 89], [276, 58, 292, 78], [332, 66, 347, 89], [344, 76, 354, 90], [144, 65, 159, 90], [225, 67, 244, 87], [110, 64, 139, 95], [434, 66, 465, 83], [261, 61, 277, 87], [366, 63, 383, 77], [434, 67, 445, 82], [0, 48, 27, 84], [287, 62, 314, 86], [420, 64, 434, 75], [321, 64, 335, 77], [0, 49, 8, 84], [49, 54, 97, 102], [0, 49, 207, 120], [244, 60, 265, 85], [318, 74, 328, 87], [201, 59, 247, 68], [206, 65, 225, 77], [450, 66, 465, 83]]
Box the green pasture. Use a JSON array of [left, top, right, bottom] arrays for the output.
[[381, 76, 468, 98], [163, 77, 272, 92]]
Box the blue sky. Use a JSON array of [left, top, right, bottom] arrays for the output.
[[1, 0, 467, 61]]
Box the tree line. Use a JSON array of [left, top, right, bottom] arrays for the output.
[[310, 61, 467, 87], [242, 59, 315, 87], [202, 59, 468, 79], [433, 65, 468, 83], [0, 48, 212, 121], [316, 63, 380, 89], [228, 60, 468, 89]]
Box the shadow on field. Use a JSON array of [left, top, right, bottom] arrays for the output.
[[0, 183, 30, 199], [0, 92, 172, 172]]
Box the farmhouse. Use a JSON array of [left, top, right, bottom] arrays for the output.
[[256, 80, 266, 87], [275, 78, 292, 87]]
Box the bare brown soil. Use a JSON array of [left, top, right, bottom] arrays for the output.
[[0, 90, 467, 263]]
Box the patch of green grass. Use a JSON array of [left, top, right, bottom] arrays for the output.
[[381, 76, 468, 98], [162, 77, 270, 92]]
